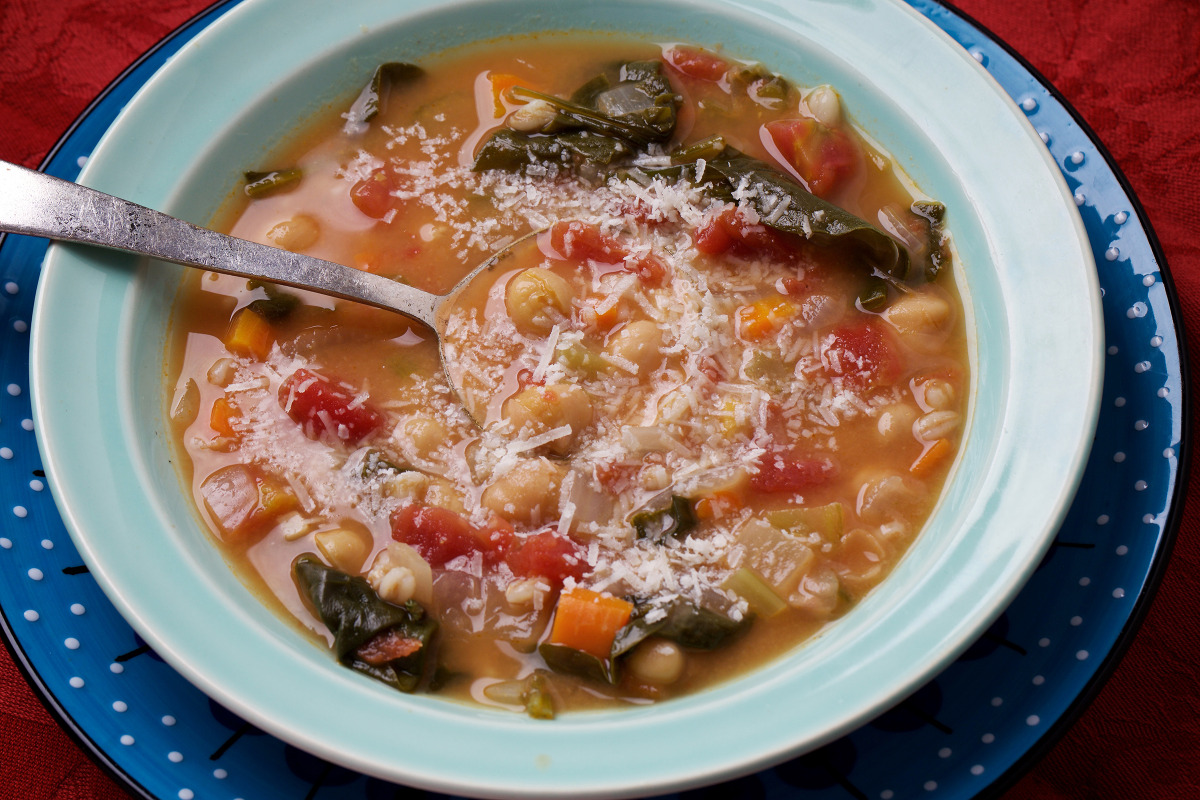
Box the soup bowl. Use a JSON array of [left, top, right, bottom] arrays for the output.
[[29, 0, 1102, 796]]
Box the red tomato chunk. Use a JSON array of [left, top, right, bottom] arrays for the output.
[[766, 118, 860, 199], [820, 322, 902, 388], [664, 46, 729, 82], [391, 504, 506, 567], [278, 368, 384, 444], [548, 220, 627, 264], [506, 530, 589, 587], [693, 207, 798, 260], [750, 453, 837, 494], [350, 168, 397, 219]]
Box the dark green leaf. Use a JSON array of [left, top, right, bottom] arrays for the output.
[[344, 62, 425, 132], [671, 135, 727, 164], [292, 554, 437, 692], [358, 448, 406, 479], [472, 129, 631, 172], [911, 199, 950, 281], [243, 168, 302, 198], [630, 495, 697, 542], [538, 641, 618, 684], [857, 277, 890, 312], [612, 598, 749, 658]]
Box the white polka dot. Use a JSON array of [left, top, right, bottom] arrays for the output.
[[1032, 675, 1045, 685], [64, 638, 80, 650], [1143, 513, 1156, 524], [1113, 452, 1125, 463], [1039, 130, 1051, 144], [1135, 419, 1149, 431], [76, 155, 89, 168], [1116, 545, 1129, 555], [924, 781, 938, 792], [971, 765, 985, 776], [28, 568, 43, 581], [13, 320, 28, 333], [113, 700, 128, 712], [4, 282, 17, 295], [1104, 247, 1119, 261], [0, 448, 13, 460], [120, 735, 135, 746], [1134, 361, 1150, 374], [13, 506, 27, 519], [168, 751, 184, 763], [1020, 97, 1038, 112], [162, 715, 177, 726], [0, 538, 10, 549], [1114, 396, 1126, 406], [1159, 388, 1170, 399], [1127, 302, 1147, 319], [1143, 275, 1156, 287], [1113, 588, 1126, 599], [178, 790, 194, 800], [1079, 577, 1091, 586], [1164, 447, 1175, 457], [29, 479, 44, 491], [1039, 637, 1051, 648], [213, 769, 228, 780], [110, 663, 124, 674], [982, 733, 995, 744], [969, 48, 986, 63], [40, 538, 52, 549], [1097, 514, 1110, 525], [6, 384, 20, 397], [69, 676, 84, 689], [70, 603, 85, 615], [882, 791, 895, 800], [23, 610, 39, 622], [991, 696, 1003, 707], [1076, 650, 1089, 661], [938, 747, 952, 758], [21, 418, 33, 431], [1114, 211, 1128, 224], [1135, 480, 1148, 491], [1069, 151, 1085, 165], [1026, 715, 1041, 726], [1070, 616, 1083, 626], [1074, 192, 1086, 206]]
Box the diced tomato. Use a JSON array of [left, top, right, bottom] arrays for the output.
[[547, 221, 627, 264], [820, 321, 902, 388], [390, 504, 514, 568], [506, 530, 589, 587], [278, 368, 384, 444], [628, 253, 667, 287], [765, 118, 860, 198], [692, 207, 799, 260], [664, 46, 730, 82], [356, 629, 423, 664], [350, 168, 396, 219], [750, 453, 836, 494]]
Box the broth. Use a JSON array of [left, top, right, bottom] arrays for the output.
[[168, 36, 967, 716]]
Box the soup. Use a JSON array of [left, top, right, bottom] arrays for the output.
[[168, 36, 966, 717]]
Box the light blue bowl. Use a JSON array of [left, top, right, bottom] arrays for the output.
[[30, 0, 1102, 796]]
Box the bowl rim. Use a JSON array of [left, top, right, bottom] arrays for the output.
[[30, 0, 1103, 796]]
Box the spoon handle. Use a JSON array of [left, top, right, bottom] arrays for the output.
[[0, 161, 439, 328]]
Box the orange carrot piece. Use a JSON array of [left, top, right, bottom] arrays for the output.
[[736, 297, 796, 341], [910, 438, 953, 478], [489, 72, 524, 118], [224, 307, 273, 359], [694, 490, 744, 521], [209, 397, 239, 438], [547, 588, 634, 659]]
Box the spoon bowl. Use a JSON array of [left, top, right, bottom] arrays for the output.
[[0, 159, 534, 416]]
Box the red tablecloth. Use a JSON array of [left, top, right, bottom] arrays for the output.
[[2, 1, 1197, 797]]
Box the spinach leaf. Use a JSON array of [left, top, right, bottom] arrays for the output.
[[630, 495, 697, 542], [343, 62, 425, 134], [473, 129, 631, 172], [243, 168, 302, 199], [293, 554, 437, 692], [612, 598, 749, 658], [911, 199, 950, 281], [538, 641, 618, 685]]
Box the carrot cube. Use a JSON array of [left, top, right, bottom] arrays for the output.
[[547, 588, 634, 660], [224, 307, 273, 360]]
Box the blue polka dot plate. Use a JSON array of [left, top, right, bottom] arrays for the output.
[[0, 0, 1183, 798]]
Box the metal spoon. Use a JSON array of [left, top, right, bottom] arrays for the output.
[[0, 160, 534, 418]]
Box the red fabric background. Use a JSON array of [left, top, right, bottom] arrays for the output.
[[1, 0, 1197, 797]]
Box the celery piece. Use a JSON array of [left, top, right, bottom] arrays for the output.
[[556, 342, 607, 375], [243, 168, 302, 198], [766, 503, 844, 542], [723, 568, 787, 618], [523, 672, 556, 720], [671, 135, 727, 164]]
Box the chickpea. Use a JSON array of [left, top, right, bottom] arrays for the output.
[[400, 415, 446, 460], [836, 528, 887, 590], [314, 524, 372, 573], [266, 214, 320, 252], [788, 566, 840, 618], [876, 402, 918, 444], [883, 288, 953, 337], [367, 541, 433, 605], [505, 267, 573, 334], [502, 383, 593, 455], [627, 637, 685, 685], [805, 85, 842, 127], [425, 476, 467, 514], [170, 378, 199, 425], [481, 457, 565, 525], [605, 320, 664, 374], [856, 471, 924, 525]]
